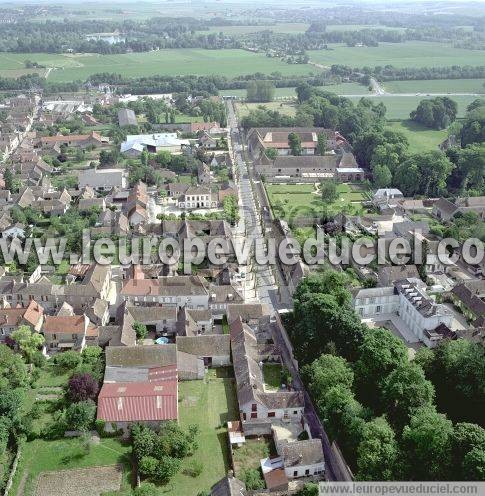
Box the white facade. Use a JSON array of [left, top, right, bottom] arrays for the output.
[[240, 399, 304, 422]]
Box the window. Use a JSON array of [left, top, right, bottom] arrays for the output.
[[293, 471, 298, 477], [268, 412, 275, 418], [251, 404, 257, 412], [293, 410, 298, 415], [359, 307, 364, 316], [376, 305, 381, 313], [250, 412, 257, 419], [305, 469, 310, 476]]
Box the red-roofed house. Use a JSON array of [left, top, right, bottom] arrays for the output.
[[97, 370, 178, 432], [43, 314, 91, 352], [0, 299, 44, 341]]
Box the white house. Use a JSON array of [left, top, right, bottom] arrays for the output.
[[352, 278, 454, 347]]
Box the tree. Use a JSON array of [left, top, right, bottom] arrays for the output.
[[0, 344, 29, 389], [382, 363, 435, 429], [133, 322, 148, 340], [463, 447, 485, 480], [53, 350, 82, 370], [320, 180, 338, 204], [372, 163, 392, 188], [411, 97, 458, 130], [132, 424, 157, 461], [316, 133, 327, 155], [11, 325, 45, 363], [354, 327, 408, 409], [154, 456, 181, 483], [402, 406, 453, 480], [452, 422, 485, 480], [321, 386, 365, 459], [65, 400, 96, 431], [67, 373, 99, 402], [288, 132, 302, 156], [356, 416, 398, 481], [265, 147, 278, 160], [302, 354, 354, 402]]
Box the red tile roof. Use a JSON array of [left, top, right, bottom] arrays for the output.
[[97, 372, 178, 423], [43, 315, 86, 334]]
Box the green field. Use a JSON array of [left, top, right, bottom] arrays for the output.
[[386, 120, 448, 153], [383, 79, 485, 94], [308, 41, 485, 68], [325, 24, 407, 32], [266, 183, 368, 220], [237, 100, 298, 118], [200, 23, 310, 35], [161, 368, 238, 496], [0, 50, 317, 81], [347, 95, 479, 119], [220, 82, 370, 99]]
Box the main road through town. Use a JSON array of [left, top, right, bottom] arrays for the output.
[[226, 100, 351, 482]]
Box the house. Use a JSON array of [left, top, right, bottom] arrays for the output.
[[42, 314, 92, 352], [125, 182, 148, 226], [280, 439, 325, 479], [78, 197, 106, 212], [197, 162, 212, 184], [231, 317, 304, 422], [352, 278, 454, 347], [127, 305, 178, 336], [211, 474, 247, 496], [377, 264, 420, 287], [176, 334, 231, 367], [97, 370, 178, 432], [118, 108, 138, 127], [433, 198, 459, 221], [247, 127, 343, 159], [120, 275, 209, 309], [199, 131, 218, 149], [0, 299, 44, 341], [450, 280, 485, 325], [177, 185, 218, 209], [78, 168, 128, 191], [39, 131, 108, 149]]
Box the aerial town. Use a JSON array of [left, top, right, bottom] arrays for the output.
[[0, 1, 484, 496]]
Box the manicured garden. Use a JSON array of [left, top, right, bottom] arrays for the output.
[[266, 183, 369, 221]]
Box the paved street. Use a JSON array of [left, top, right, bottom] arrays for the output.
[[226, 100, 351, 482]]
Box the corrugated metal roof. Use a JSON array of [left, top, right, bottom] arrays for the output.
[[97, 373, 178, 422]]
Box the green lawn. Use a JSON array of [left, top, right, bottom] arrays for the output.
[[158, 368, 238, 495], [386, 120, 448, 153], [0, 50, 317, 81], [308, 41, 485, 68], [263, 363, 282, 391], [9, 437, 132, 496], [266, 183, 367, 221], [383, 79, 485, 94]]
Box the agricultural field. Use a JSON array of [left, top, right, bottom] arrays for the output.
[[325, 24, 407, 32], [161, 368, 238, 496], [0, 50, 316, 81], [347, 95, 479, 119], [307, 41, 485, 68], [199, 23, 310, 35], [385, 120, 448, 153], [383, 79, 485, 94], [266, 183, 369, 221]]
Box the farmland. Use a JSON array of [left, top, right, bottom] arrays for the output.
[[200, 23, 310, 35], [383, 79, 485, 94], [0, 50, 317, 81], [346, 95, 479, 119], [307, 41, 485, 68]]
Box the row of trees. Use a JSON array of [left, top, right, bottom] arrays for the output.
[[288, 271, 485, 481]]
